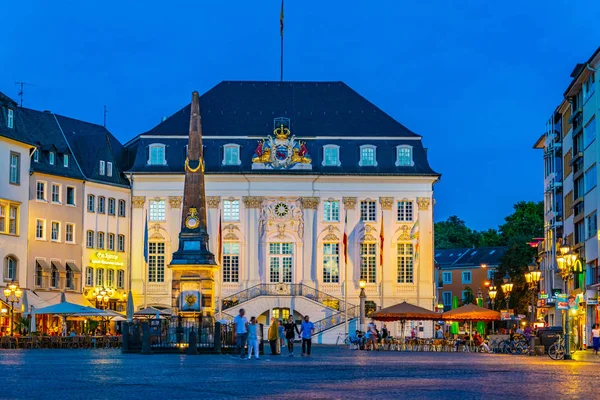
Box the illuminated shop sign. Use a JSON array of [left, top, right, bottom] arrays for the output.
[[90, 251, 124, 267]]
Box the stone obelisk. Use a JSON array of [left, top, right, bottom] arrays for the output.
[[170, 91, 218, 316]]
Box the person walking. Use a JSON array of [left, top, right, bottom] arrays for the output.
[[247, 316, 260, 360], [284, 316, 300, 357], [278, 320, 285, 354], [268, 317, 280, 355], [591, 324, 600, 355], [233, 308, 249, 359], [300, 315, 315, 357]]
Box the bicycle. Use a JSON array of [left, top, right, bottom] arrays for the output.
[[548, 334, 566, 360], [335, 333, 351, 346]]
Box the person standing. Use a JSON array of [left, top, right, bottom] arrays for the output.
[[268, 317, 280, 355], [284, 316, 300, 357], [247, 317, 260, 360], [278, 320, 285, 354], [591, 324, 600, 355], [233, 308, 249, 359], [300, 315, 315, 357]]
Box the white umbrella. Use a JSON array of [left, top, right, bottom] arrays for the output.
[[30, 307, 36, 333], [126, 291, 134, 322]]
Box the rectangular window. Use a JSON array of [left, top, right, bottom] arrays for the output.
[[66, 223, 74, 243], [86, 268, 94, 287], [35, 262, 44, 287], [7, 108, 14, 128], [107, 162, 113, 177], [86, 231, 94, 248], [51, 184, 60, 203], [108, 233, 115, 250], [396, 147, 412, 166], [99, 160, 105, 175], [461, 271, 472, 284], [224, 146, 240, 165], [149, 145, 165, 165], [149, 200, 166, 221], [96, 268, 104, 286], [360, 243, 377, 283], [360, 147, 376, 166], [322, 243, 340, 283], [222, 242, 240, 283], [63, 154, 69, 168], [66, 267, 74, 290], [442, 291, 452, 307], [118, 234, 125, 252], [8, 205, 17, 235], [323, 200, 340, 222], [575, 176, 584, 199], [49, 152, 55, 165], [88, 195, 95, 212], [97, 232, 105, 249], [575, 220, 585, 244], [33, 148, 39, 163], [442, 272, 452, 284], [148, 242, 165, 282], [586, 212, 597, 239], [35, 219, 45, 240], [118, 200, 126, 217], [323, 146, 340, 166], [98, 197, 105, 213], [9, 152, 20, 184], [51, 221, 60, 241], [107, 269, 114, 287], [397, 201, 413, 222], [108, 198, 115, 215], [269, 243, 293, 283], [66, 186, 75, 205], [0, 206, 4, 233], [462, 290, 471, 304], [223, 199, 240, 221], [487, 269, 496, 280], [36, 182, 46, 201], [585, 164, 597, 193], [397, 243, 414, 283], [117, 270, 124, 289], [360, 200, 376, 222], [585, 117, 596, 149]]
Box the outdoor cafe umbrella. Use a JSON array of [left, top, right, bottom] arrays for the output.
[[134, 306, 172, 320], [442, 303, 501, 341], [371, 301, 440, 338], [126, 291, 134, 322], [30, 306, 36, 333]]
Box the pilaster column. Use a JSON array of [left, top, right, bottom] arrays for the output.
[[244, 196, 263, 287], [380, 197, 394, 307], [131, 196, 146, 298], [206, 196, 220, 259], [416, 196, 433, 308], [301, 197, 319, 286]]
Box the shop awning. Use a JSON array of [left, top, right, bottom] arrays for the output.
[[51, 260, 66, 272], [36, 291, 94, 307], [36, 259, 50, 272], [66, 262, 80, 273], [10, 290, 52, 314]]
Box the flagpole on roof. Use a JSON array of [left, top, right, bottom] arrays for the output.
[[280, 0, 284, 81]]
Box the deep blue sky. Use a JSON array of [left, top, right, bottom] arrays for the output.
[[3, 1, 599, 230]]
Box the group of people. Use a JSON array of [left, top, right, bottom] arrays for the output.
[[352, 322, 389, 350], [232, 308, 315, 359]]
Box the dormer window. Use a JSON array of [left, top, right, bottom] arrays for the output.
[[222, 144, 241, 166], [49, 151, 55, 165], [322, 145, 341, 167], [7, 108, 14, 128], [148, 143, 167, 165], [107, 162, 113, 177], [396, 145, 413, 166], [99, 160, 105, 175], [359, 145, 377, 167], [63, 154, 69, 168], [33, 148, 39, 163]]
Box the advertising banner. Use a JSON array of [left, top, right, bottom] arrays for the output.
[[556, 293, 568, 310]]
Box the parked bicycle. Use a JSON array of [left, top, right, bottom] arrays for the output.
[[498, 334, 529, 355], [548, 334, 566, 360]]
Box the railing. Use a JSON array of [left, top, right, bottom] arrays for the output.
[[311, 304, 359, 335], [150, 316, 215, 349], [222, 283, 356, 314]]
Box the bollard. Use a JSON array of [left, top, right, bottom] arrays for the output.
[[187, 328, 198, 355], [141, 322, 152, 355], [121, 322, 130, 353], [214, 322, 222, 354]]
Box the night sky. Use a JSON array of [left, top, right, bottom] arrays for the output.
[[3, 1, 599, 230]]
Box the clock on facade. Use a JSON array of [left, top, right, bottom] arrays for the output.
[[185, 207, 200, 229], [274, 202, 289, 218]]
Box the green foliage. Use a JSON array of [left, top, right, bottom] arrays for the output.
[[434, 216, 481, 249], [461, 286, 474, 306], [15, 317, 30, 335], [85, 318, 100, 334]]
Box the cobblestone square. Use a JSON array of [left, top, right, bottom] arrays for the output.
[[1, 346, 599, 400]]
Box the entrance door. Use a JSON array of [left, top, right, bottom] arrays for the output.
[[269, 243, 293, 283]]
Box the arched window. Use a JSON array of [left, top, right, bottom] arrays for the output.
[[66, 265, 74, 290], [4, 256, 17, 281], [148, 143, 167, 165], [322, 145, 341, 167], [359, 145, 377, 167], [322, 243, 340, 283], [395, 145, 413, 166], [222, 144, 241, 165], [397, 243, 414, 283], [222, 242, 240, 282]]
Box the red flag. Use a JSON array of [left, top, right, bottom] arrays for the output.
[[380, 211, 384, 266], [343, 209, 348, 265], [280, 0, 284, 37]]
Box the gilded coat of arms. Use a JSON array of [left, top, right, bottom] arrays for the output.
[[252, 118, 312, 169]]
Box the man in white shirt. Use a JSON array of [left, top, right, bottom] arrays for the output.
[[233, 308, 249, 359]]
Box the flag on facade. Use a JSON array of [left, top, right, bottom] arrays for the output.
[[379, 211, 384, 266], [280, 0, 284, 37], [343, 209, 349, 265], [410, 214, 419, 261], [143, 211, 149, 263]]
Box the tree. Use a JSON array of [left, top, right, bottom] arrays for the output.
[[477, 229, 504, 247], [434, 216, 480, 249]]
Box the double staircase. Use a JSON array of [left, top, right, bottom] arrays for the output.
[[221, 284, 358, 336]]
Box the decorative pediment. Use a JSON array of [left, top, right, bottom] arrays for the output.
[[362, 234, 377, 242], [395, 224, 411, 241], [223, 224, 241, 241]]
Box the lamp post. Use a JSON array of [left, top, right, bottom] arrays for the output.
[[524, 259, 542, 325], [556, 240, 581, 360], [488, 285, 497, 333], [501, 279, 513, 310], [3, 281, 23, 337], [359, 279, 366, 332], [95, 287, 112, 310]]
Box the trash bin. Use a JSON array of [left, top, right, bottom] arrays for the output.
[[537, 326, 563, 352]]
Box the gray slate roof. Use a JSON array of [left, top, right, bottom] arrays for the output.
[[435, 246, 507, 269]]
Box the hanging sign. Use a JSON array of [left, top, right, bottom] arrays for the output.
[[556, 293, 568, 310]]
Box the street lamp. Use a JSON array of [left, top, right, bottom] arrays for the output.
[[488, 285, 497, 332], [524, 259, 542, 325], [3, 281, 23, 336], [95, 287, 112, 310], [501, 279, 513, 310], [555, 240, 582, 360], [359, 279, 366, 331]]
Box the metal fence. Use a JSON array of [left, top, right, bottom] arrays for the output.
[[150, 317, 215, 349]]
